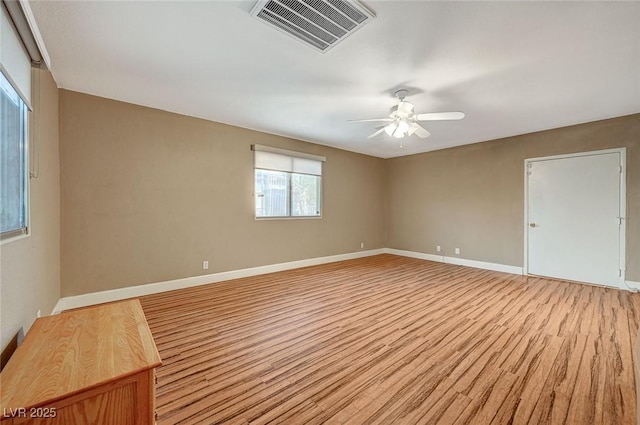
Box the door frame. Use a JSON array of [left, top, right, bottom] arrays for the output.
[[523, 147, 627, 288]]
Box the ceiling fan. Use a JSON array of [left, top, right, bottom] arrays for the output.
[[350, 89, 465, 140]]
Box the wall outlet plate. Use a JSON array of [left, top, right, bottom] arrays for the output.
[[203, 260, 209, 270]]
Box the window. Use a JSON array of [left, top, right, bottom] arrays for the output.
[[253, 145, 325, 218], [0, 72, 28, 239], [1, 2, 37, 241]]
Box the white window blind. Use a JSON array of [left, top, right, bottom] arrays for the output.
[[254, 151, 323, 176], [252, 144, 325, 175], [1, 4, 31, 108]]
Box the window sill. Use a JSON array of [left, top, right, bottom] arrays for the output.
[[255, 215, 323, 221], [1, 231, 30, 245]]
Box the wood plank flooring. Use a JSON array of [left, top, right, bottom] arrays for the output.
[[138, 254, 640, 425]]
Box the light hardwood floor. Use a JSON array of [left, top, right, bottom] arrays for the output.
[[138, 254, 640, 425]]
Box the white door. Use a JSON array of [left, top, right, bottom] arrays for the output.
[[526, 150, 624, 287]]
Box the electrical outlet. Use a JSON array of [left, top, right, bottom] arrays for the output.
[[360, 242, 364, 249], [202, 260, 209, 270], [36, 309, 41, 318], [436, 245, 441, 252], [455, 248, 460, 255]]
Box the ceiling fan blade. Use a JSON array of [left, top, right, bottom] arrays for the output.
[[367, 128, 385, 139], [416, 112, 465, 121], [348, 118, 394, 123], [410, 123, 431, 138]]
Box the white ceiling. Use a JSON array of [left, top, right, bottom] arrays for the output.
[[29, 1, 640, 158]]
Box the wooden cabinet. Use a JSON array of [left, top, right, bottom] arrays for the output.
[[1, 300, 161, 424]]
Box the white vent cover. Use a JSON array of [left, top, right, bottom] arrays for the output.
[[250, 0, 376, 53]]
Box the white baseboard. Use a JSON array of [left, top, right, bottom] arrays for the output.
[[383, 248, 524, 275], [625, 280, 640, 292], [382, 248, 444, 263], [51, 248, 635, 314], [52, 248, 385, 313], [385, 249, 640, 292]]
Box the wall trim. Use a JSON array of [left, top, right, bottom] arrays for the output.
[[52, 248, 385, 313], [51, 248, 637, 314], [383, 248, 524, 275], [625, 280, 640, 292]]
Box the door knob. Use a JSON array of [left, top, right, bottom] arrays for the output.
[[529, 223, 537, 228]]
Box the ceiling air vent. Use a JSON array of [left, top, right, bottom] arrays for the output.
[[250, 0, 376, 53]]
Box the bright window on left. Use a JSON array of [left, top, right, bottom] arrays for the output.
[[1, 71, 29, 240]]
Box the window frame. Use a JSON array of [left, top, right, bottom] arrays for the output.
[[252, 145, 324, 220], [0, 70, 30, 244]]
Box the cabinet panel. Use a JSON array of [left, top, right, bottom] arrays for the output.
[[0, 301, 161, 425]]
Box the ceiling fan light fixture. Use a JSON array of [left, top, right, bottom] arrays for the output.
[[393, 120, 410, 138], [384, 122, 397, 136]]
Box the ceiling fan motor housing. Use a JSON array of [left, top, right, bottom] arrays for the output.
[[396, 101, 414, 118], [390, 101, 415, 119]]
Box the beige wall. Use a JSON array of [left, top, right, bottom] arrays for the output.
[[57, 89, 640, 297], [59, 90, 386, 296], [1, 70, 60, 350], [386, 114, 640, 280]]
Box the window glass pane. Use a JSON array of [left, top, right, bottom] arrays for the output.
[[255, 169, 289, 217], [1, 72, 28, 237], [291, 173, 320, 217]]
